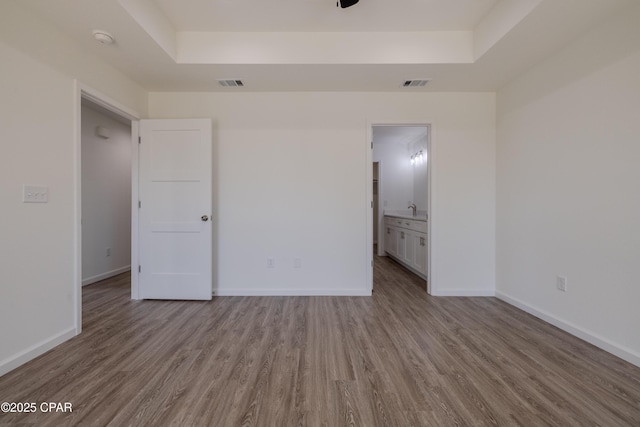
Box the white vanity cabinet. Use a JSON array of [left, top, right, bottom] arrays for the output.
[[385, 224, 398, 256], [384, 215, 427, 278]]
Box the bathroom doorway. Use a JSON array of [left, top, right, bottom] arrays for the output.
[[371, 124, 430, 293]]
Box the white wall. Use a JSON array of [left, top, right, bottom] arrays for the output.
[[372, 138, 414, 212], [0, 3, 146, 376], [410, 134, 429, 211], [0, 2, 147, 116], [372, 130, 429, 213], [149, 91, 496, 297], [81, 104, 132, 285], [496, 3, 640, 366]]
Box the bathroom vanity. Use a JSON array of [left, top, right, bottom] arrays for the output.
[[383, 213, 427, 279]]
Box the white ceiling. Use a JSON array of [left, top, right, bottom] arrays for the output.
[[153, 0, 498, 32], [19, 0, 632, 92]]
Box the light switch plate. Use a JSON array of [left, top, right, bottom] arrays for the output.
[[556, 276, 567, 292], [23, 185, 49, 203]]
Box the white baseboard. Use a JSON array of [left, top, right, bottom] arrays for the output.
[[214, 288, 372, 296], [82, 265, 131, 286], [496, 291, 640, 368], [0, 327, 76, 377], [431, 289, 495, 296]]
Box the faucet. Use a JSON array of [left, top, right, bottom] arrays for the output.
[[408, 203, 417, 217]]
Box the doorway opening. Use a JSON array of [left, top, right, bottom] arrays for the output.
[[80, 99, 132, 288], [371, 124, 430, 293], [75, 84, 140, 333]]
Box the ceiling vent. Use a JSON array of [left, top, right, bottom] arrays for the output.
[[402, 79, 430, 88], [217, 79, 244, 87]]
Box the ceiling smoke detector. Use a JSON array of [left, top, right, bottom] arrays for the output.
[[217, 79, 244, 87], [402, 79, 430, 88], [337, 0, 359, 8], [93, 30, 115, 45]]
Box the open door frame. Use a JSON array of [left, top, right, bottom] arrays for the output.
[[73, 81, 141, 334], [366, 121, 433, 295]]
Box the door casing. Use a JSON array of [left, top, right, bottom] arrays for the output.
[[367, 122, 432, 294]]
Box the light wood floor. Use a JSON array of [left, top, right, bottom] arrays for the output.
[[1, 256, 639, 426]]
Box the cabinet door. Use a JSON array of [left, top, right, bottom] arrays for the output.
[[404, 229, 416, 266], [397, 229, 407, 261], [414, 233, 427, 275], [385, 226, 398, 256]]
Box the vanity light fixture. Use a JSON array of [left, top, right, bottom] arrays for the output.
[[410, 150, 425, 166]]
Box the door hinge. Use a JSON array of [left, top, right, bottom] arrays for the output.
[[138, 136, 141, 144], [138, 265, 141, 273], [371, 260, 374, 267], [371, 141, 373, 149], [371, 201, 373, 208], [138, 200, 141, 209]]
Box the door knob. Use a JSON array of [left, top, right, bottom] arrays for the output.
[[201, 215, 209, 222]]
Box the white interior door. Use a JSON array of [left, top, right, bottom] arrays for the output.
[[139, 119, 212, 300]]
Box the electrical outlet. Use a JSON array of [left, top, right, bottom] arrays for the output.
[[267, 258, 275, 269], [294, 258, 302, 269], [556, 276, 567, 292], [106, 247, 111, 257]]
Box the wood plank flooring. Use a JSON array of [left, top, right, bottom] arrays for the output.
[[1, 255, 639, 426]]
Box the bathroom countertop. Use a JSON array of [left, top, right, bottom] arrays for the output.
[[383, 210, 427, 222]]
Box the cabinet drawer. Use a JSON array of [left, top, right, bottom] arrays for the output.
[[409, 221, 427, 233], [398, 219, 427, 233], [384, 217, 404, 227], [384, 216, 426, 233]]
